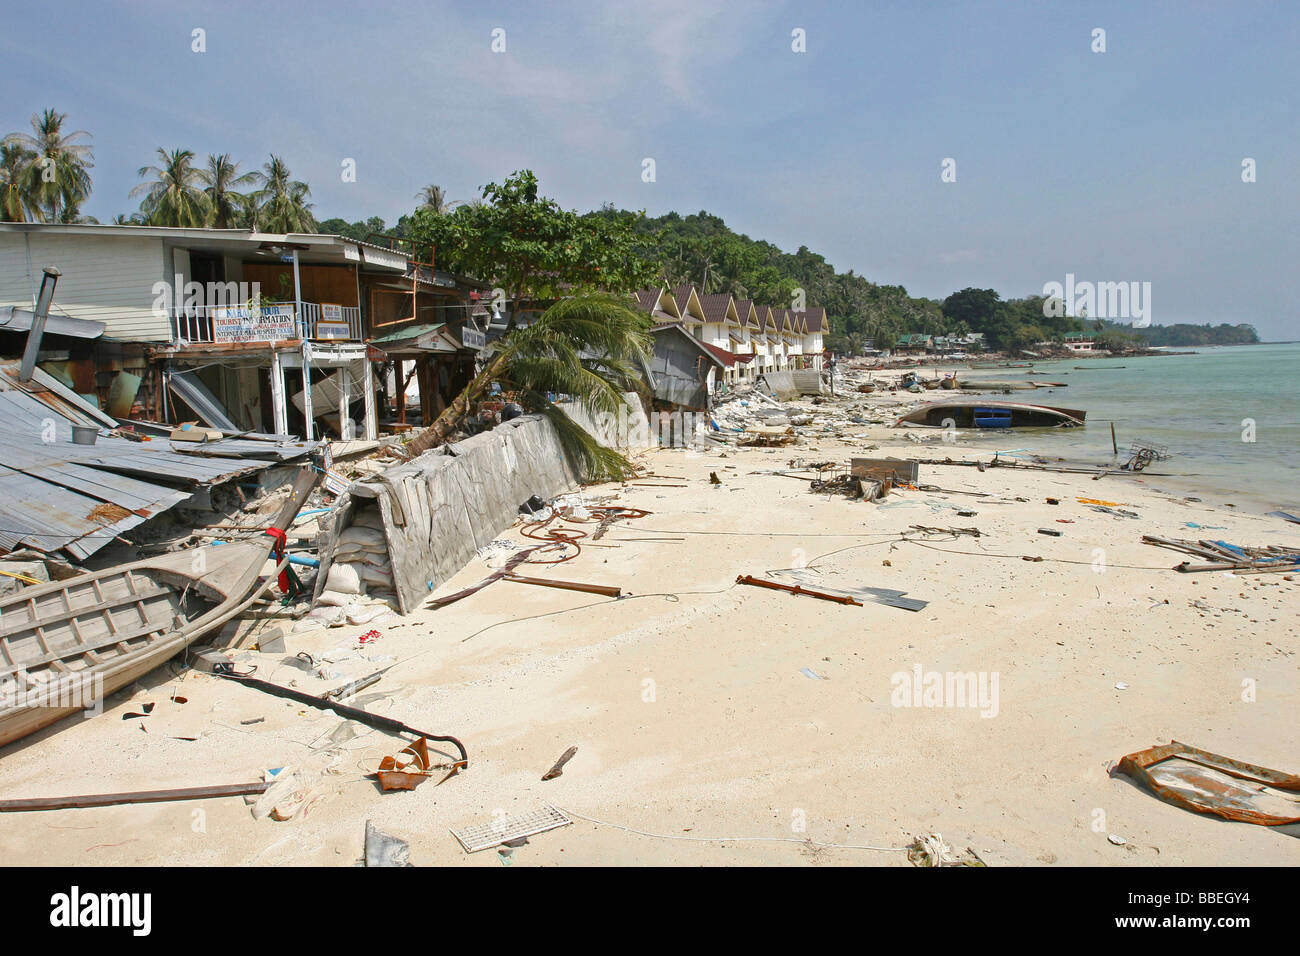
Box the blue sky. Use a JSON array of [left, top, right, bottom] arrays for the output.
[[4, 1, 1297, 337]]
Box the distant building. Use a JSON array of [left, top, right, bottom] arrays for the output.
[[631, 286, 828, 381]]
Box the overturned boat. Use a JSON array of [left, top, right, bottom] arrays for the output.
[[0, 468, 320, 748], [895, 400, 1086, 428]]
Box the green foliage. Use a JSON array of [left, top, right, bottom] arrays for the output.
[[251, 155, 317, 233], [411, 170, 659, 308], [1120, 321, 1260, 347], [131, 147, 209, 227], [2, 109, 94, 222], [0, 143, 33, 222], [199, 154, 257, 229]]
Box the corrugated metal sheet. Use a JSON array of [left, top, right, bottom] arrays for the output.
[[0, 360, 315, 560], [0, 306, 106, 339]]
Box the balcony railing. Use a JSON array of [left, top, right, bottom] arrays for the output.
[[170, 301, 363, 345]]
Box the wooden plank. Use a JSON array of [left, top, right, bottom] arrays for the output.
[[0, 781, 271, 813]]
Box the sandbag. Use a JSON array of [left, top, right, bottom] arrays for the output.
[[338, 526, 388, 551], [348, 510, 385, 530], [324, 562, 363, 595]]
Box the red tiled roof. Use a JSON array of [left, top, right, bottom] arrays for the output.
[[634, 289, 659, 313], [697, 293, 733, 324], [700, 341, 737, 367]]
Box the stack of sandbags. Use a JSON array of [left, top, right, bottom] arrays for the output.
[[307, 505, 398, 627]]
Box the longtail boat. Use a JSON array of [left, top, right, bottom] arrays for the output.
[[0, 467, 320, 748]]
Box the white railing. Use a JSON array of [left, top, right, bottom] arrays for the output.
[[169, 301, 363, 344]]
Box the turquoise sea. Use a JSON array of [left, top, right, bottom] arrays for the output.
[[956, 342, 1300, 511]]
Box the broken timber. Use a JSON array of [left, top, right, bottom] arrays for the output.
[[0, 781, 270, 812], [736, 575, 863, 606]]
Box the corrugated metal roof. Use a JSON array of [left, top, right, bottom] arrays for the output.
[[0, 360, 315, 560]]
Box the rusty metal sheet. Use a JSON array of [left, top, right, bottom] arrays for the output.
[[851, 457, 919, 483], [374, 737, 465, 791], [1113, 740, 1300, 826]]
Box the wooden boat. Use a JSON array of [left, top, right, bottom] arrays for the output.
[[0, 468, 319, 748], [895, 400, 1086, 428]]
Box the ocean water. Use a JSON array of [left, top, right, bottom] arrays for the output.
[[954, 342, 1300, 511]]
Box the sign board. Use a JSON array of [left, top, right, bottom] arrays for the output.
[[322, 468, 350, 497], [460, 326, 485, 350], [315, 302, 351, 340], [211, 304, 297, 343], [366, 345, 388, 363]]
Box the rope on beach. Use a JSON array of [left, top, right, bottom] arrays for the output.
[[556, 807, 908, 853], [901, 539, 1173, 569]]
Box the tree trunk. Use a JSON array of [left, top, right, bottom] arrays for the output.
[[404, 352, 506, 457]]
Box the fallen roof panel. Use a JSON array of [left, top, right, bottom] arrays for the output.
[[0, 360, 317, 560]]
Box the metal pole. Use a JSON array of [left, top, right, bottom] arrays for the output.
[[291, 248, 304, 337], [301, 341, 314, 441], [19, 267, 60, 382]]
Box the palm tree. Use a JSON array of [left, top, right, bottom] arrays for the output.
[[112, 213, 145, 225], [199, 153, 257, 228], [252, 155, 316, 232], [404, 293, 651, 479], [0, 143, 33, 222], [237, 191, 261, 230], [415, 183, 462, 215], [3, 109, 93, 222], [131, 148, 209, 227]]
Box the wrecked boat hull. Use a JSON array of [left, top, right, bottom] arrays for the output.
[[894, 401, 1086, 428], [0, 468, 319, 748]]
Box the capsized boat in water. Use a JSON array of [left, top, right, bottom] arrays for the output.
[[0, 467, 320, 748], [895, 400, 1086, 428]]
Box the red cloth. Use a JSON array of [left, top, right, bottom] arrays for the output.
[[264, 528, 290, 593]]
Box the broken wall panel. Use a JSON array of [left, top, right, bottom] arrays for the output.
[[317, 415, 581, 614]]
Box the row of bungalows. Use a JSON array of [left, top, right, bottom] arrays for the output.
[[0, 223, 491, 441], [894, 332, 987, 355], [633, 285, 828, 394]]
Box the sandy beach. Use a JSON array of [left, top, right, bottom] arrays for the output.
[[1, 370, 1295, 868]]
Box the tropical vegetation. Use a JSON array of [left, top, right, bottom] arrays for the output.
[[1, 109, 94, 222]]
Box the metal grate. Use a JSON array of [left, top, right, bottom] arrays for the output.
[[451, 805, 573, 853]]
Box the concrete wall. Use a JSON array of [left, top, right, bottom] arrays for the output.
[[318, 414, 581, 615]]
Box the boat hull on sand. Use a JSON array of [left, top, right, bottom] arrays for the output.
[[0, 468, 319, 748], [895, 401, 1086, 428]]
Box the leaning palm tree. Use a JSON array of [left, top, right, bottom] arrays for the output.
[[252, 155, 317, 232], [0, 143, 33, 222], [404, 294, 652, 479], [131, 148, 209, 227], [199, 153, 257, 228], [3, 109, 93, 222]]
